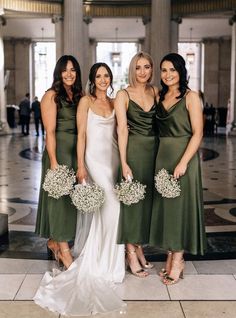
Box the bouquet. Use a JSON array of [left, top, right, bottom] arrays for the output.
[[70, 180, 105, 213], [114, 175, 146, 206], [154, 168, 181, 198], [43, 164, 76, 199]]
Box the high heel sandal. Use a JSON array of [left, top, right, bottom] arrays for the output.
[[47, 239, 59, 261], [58, 248, 73, 269], [159, 251, 173, 278], [126, 250, 149, 278], [163, 259, 185, 285], [135, 245, 154, 269]]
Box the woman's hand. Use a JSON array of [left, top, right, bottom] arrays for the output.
[[76, 166, 88, 183], [173, 162, 188, 179], [50, 162, 59, 170], [122, 163, 133, 180]]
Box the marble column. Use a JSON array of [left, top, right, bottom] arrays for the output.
[[170, 17, 182, 53], [52, 15, 64, 61], [150, 0, 171, 85], [229, 16, 236, 128], [63, 0, 84, 74], [142, 16, 151, 54], [0, 16, 8, 132]]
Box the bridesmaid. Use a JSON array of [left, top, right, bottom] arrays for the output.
[[115, 51, 158, 277], [35, 55, 83, 269], [149, 53, 206, 284]]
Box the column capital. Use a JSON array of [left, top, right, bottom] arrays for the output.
[[142, 16, 151, 26], [229, 14, 236, 26], [0, 16, 6, 27], [51, 15, 63, 24], [171, 15, 182, 24], [83, 15, 93, 25]]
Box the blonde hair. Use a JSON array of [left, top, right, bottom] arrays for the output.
[[128, 51, 154, 86]]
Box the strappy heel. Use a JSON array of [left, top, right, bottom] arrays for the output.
[[135, 245, 154, 269], [126, 250, 149, 278], [163, 259, 185, 285], [159, 251, 173, 278], [58, 248, 73, 269], [47, 239, 59, 261]]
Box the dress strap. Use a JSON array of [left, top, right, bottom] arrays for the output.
[[123, 89, 130, 100], [150, 85, 156, 101]]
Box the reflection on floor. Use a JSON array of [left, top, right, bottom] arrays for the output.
[[0, 127, 236, 316]]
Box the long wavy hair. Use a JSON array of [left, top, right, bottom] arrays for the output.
[[49, 55, 83, 108], [159, 53, 189, 102], [88, 62, 114, 98]]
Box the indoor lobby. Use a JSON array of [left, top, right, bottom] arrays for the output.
[[1, 1, 236, 317]]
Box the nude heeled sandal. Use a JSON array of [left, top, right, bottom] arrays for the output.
[[58, 248, 73, 269], [159, 251, 173, 278], [162, 259, 185, 285], [135, 245, 154, 269], [126, 250, 149, 278]]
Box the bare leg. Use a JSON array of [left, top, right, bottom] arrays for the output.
[[135, 245, 154, 269]]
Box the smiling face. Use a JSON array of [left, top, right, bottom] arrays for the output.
[[61, 60, 76, 88], [135, 57, 152, 84], [94, 66, 111, 92], [160, 60, 180, 88]]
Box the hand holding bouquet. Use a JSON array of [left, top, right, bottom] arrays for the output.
[[70, 180, 105, 213], [154, 168, 181, 198], [114, 175, 146, 206], [43, 165, 76, 199]]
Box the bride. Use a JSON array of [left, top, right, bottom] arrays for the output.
[[34, 63, 126, 316]]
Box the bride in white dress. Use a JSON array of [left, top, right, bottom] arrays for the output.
[[34, 63, 126, 316]]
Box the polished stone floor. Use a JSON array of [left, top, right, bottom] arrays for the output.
[[0, 125, 236, 317]]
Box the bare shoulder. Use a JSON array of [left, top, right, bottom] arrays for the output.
[[116, 89, 128, 98], [151, 85, 159, 97], [186, 90, 201, 110], [42, 89, 55, 103], [186, 90, 199, 100]]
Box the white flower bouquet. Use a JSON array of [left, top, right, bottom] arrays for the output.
[[43, 164, 76, 199], [114, 176, 146, 206], [154, 168, 181, 198], [70, 180, 105, 213]]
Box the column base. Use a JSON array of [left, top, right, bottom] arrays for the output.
[[0, 120, 10, 135]]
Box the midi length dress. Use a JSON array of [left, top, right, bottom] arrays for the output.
[[149, 96, 206, 255], [35, 98, 78, 242], [117, 89, 158, 244]]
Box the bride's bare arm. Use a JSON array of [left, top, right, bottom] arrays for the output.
[[76, 96, 89, 182], [114, 90, 132, 179]]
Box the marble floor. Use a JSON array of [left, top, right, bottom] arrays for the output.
[[0, 125, 236, 317]]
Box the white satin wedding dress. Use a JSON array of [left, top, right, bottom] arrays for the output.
[[34, 108, 126, 316]]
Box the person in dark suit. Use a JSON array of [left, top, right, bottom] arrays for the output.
[[19, 93, 31, 135], [31, 96, 44, 136]]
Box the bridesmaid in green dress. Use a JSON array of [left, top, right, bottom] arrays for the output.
[[149, 53, 206, 285], [115, 52, 158, 278], [35, 55, 83, 269]]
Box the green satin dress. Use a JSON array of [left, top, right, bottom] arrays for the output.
[[117, 90, 158, 244], [35, 98, 78, 241], [149, 96, 206, 255]]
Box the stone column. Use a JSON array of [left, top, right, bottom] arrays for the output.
[[142, 16, 151, 54], [150, 0, 171, 85], [63, 0, 84, 74], [52, 15, 64, 61], [170, 17, 182, 53], [0, 15, 8, 132], [229, 15, 236, 129], [83, 16, 92, 86]]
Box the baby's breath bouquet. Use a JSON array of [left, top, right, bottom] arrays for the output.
[[154, 168, 181, 198], [70, 180, 105, 213], [114, 175, 146, 206], [43, 164, 76, 199]]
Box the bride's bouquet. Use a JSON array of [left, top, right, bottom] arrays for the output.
[[154, 168, 181, 198], [70, 180, 105, 213], [114, 175, 146, 206], [43, 164, 76, 199]]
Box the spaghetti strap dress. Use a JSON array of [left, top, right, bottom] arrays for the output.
[[117, 89, 158, 244], [35, 97, 78, 242], [149, 96, 206, 255]]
